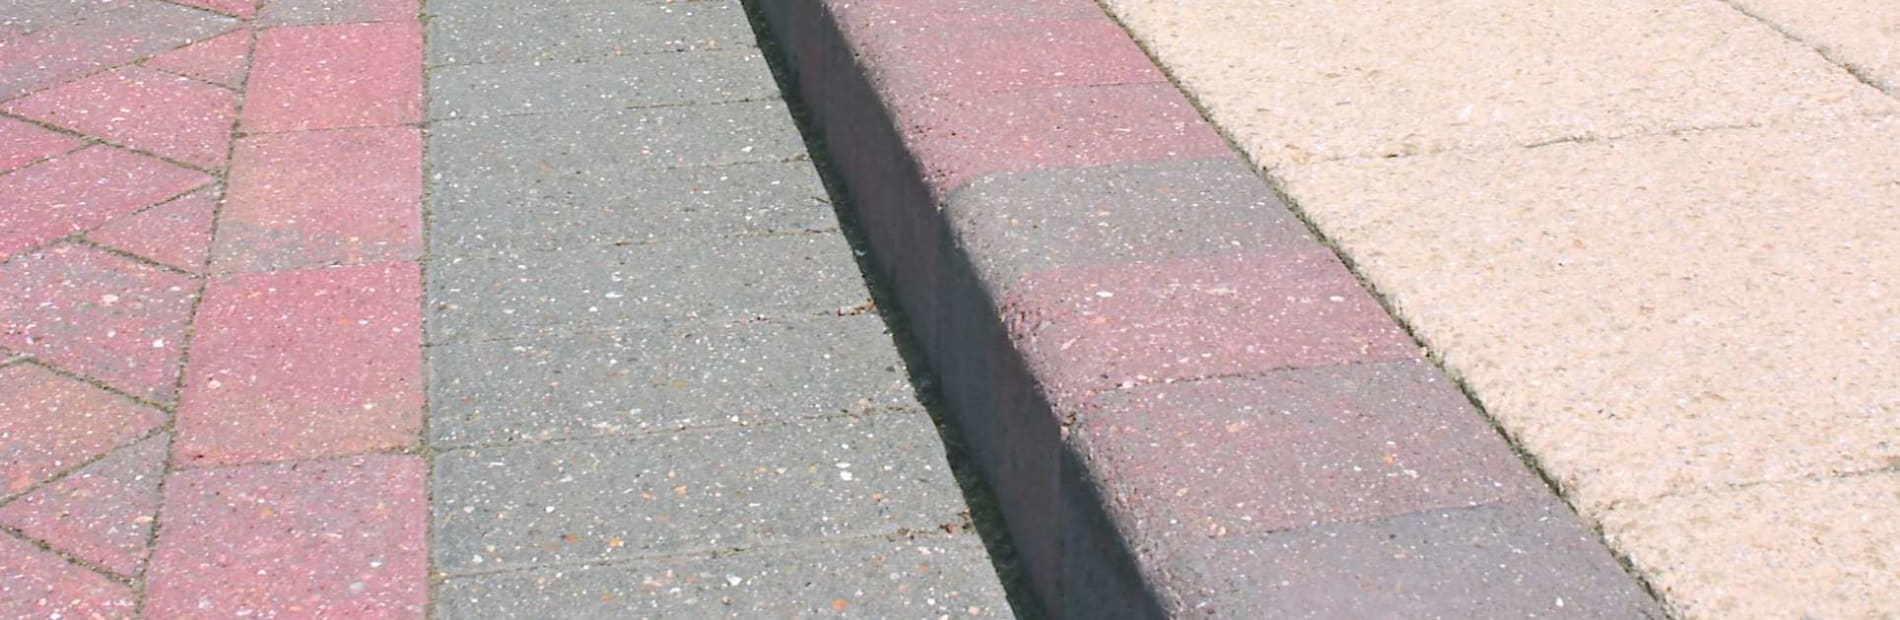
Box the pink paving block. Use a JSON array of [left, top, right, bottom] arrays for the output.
[[145, 455, 427, 618], [174, 262, 422, 467], [143, 29, 252, 88], [865, 17, 1164, 96], [242, 22, 422, 132], [0, 365, 163, 499], [1001, 247, 1420, 400], [833, 0, 1103, 28], [0, 145, 211, 261], [0, 4, 234, 101], [2, 65, 237, 169], [87, 185, 219, 273], [214, 127, 421, 271], [0, 245, 203, 402], [896, 83, 1229, 196], [0, 534, 137, 619], [168, 0, 257, 18], [0, 434, 167, 577], [1073, 361, 1539, 540], [0, 117, 83, 174]]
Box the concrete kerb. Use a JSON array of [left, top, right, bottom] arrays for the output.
[[747, 0, 1663, 616]]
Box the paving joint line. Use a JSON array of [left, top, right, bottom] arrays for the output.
[[1711, 0, 1895, 97]]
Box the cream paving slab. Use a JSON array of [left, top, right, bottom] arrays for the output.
[[1099, 0, 1897, 168], [1277, 118, 1900, 515], [1726, 0, 1900, 93], [1599, 472, 1900, 619]]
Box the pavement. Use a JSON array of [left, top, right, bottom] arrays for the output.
[[3, 0, 1895, 619], [2, 0, 1016, 617], [1097, 0, 1900, 617]]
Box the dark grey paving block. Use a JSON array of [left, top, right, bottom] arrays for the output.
[[945, 158, 1315, 291], [257, 0, 404, 25], [1077, 360, 1542, 539], [429, 160, 837, 255], [424, 0, 721, 17], [1160, 497, 1663, 618], [425, 232, 866, 342], [431, 413, 967, 574], [436, 533, 1013, 619], [428, 314, 918, 447], [425, 0, 755, 66], [428, 50, 778, 119], [426, 101, 808, 178]]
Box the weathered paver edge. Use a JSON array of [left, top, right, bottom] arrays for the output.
[[745, 0, 1666, 617]]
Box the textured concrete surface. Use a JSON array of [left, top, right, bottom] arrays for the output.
[[1280, 121, 1900, 513], [1728, 0, 1900, 93], [1601, 472, 1900, 619], [1102, 0, 1900, 615], [1101, 0, 1896, 168]]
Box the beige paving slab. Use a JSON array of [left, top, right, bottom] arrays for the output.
[[1726, 0, 1900, 93], [1599, 472, 1900, 619], [1099, 0, 1896, 168], [1277, 118, 1900, 515]]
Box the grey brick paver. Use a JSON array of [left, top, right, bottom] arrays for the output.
[[421, 0, 1015, 613], [427, 101, 807, 177], [431, 412, 966, 574], [427, 49, 778, 118], [427, 314, 919, 447], [424, 233, 865, 342], [1164, 498, 1664, 618], [425, 0, 755, 66], [429, 159, 836, 255], [437, 534, 1011, 619]]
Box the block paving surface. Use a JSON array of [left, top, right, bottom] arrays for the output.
[[8, 0, 1890, 618], [2, 0, 1016, 617]]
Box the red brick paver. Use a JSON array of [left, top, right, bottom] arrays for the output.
[[2, 1, 426, 614], [175, 262, 423, 467], [0, 146, 210, 261], [0, 434, 167, 577], [0, 117, 83, 173], [0, 245, 202, 402], [242, 22, 423, 132], [900, 83, 1229, 194], [215, 127, 423, 271], [142, 28, 253, 88], [0, 533, 137, 619], [2, 66, 238, 169], [0, 365, 163, 499], [87, 185, 220, 273], [1003, 246, 1419, 396], [145, 456, 428, 618]]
